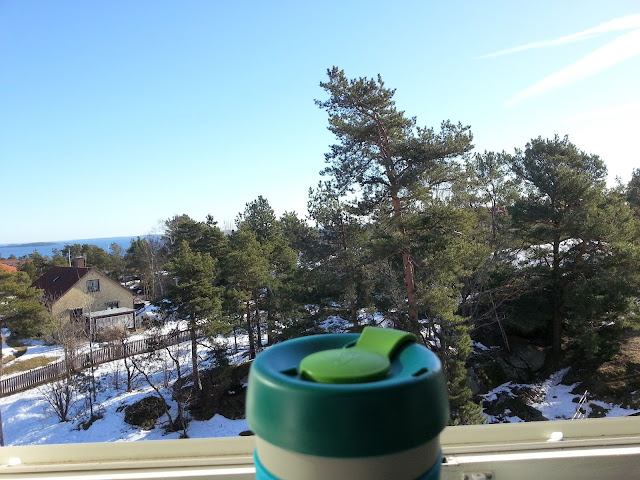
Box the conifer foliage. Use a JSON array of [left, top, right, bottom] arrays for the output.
[[316, 67, 483, 423], [316, 66, 473, 335], [163, 240, 223, 394], [0, 270, 50, 351], [8, 70, 640, 429]]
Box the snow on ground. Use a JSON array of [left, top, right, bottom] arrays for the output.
[[471, 341, 493, 353], [483, 367, 637, 423], [127, 319, 190, 342], [3, 318, 204, 378], [4, 314, 637, 446], [527, 367, 578, 420], [2, 340, 66, 379], [0, 373, 249, 446], [0, 323, 251, 446], [483, 380, 527, 404], [319, 316, 352, 333], [472, 341, 489, 352]]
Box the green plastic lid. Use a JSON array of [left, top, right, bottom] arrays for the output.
[[299, 327, 416, 383], [246, 327, 450, 458]]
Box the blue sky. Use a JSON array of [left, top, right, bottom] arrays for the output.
[[1, 1, 638, 244]]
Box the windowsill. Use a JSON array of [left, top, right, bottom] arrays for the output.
[[1, 417, 638, 479]]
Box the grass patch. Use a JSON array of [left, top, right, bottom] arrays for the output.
[[1, 355, 16, 365], [1, 346, 27, 365], [1, 356, 57, 375]]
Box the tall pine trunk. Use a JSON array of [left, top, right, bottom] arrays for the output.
[[190, 325, 202, 393], [246, 301, 256, 359], [255, 308, 262, 354], [552, 236, 562, 357], [391, 192, 420, 336]]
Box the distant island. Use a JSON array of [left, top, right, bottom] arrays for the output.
[[0, 241, 58, 248]]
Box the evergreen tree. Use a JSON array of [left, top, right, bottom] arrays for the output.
[[510, 135, 639, 358], [277, 211, 325, 338], [370, 194, 487, 424], [465, 151, 520, 253], [236, 197, 300, 344], [53, 244, 112, 271], [279, 210, 320, 269], [222, 230, 270, 359], [108, 243, 126, 283], [163, 241, 223, 394], [164, 214, 227, 260], [308, 181, 376, 325], [19, 251, 58, 281], [316, 66, 473, 335], [317, 68, 482, 423], [627, 168, 640, 220], [454, 151, 523, 351], [562, 189, 640, 358], [235, 196, 279, 244], [0, 270, 51, 359]]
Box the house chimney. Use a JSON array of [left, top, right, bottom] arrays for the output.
[[74, 256, 86, 268]]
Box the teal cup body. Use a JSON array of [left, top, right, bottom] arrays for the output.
[[246, 327, 450, 480]]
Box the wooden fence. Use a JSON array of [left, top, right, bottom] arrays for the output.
[[0, 329, 199, 397]]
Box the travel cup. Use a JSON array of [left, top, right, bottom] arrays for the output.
[[246, 326, 449, 480]]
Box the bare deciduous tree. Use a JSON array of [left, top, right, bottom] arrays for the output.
[[128, 330, 191, 437], [40, 381, 74, 422]]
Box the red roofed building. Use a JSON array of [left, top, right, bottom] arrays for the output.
[[33, 257, 136, 336], [0, 258, 22, 270]]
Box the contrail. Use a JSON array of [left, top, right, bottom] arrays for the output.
[[506, 28, 640, 105], [479, 13, 640, 59]]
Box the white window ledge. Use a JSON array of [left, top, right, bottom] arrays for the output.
[[1, 417, 638, 479]]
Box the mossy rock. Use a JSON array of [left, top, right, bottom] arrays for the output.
[[484, 389, 547, 422], [186, 362, 251, 421], [476, 362, 509, 389], [587, 403, 608, 418], [124, 396, 167, 430]]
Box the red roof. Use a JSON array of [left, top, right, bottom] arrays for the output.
[[32, 266, 91, 299], [0, 259, 23, 268], [0, 263, 18, 273]]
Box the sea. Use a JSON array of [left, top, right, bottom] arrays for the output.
[[0, 236, 155, 259]]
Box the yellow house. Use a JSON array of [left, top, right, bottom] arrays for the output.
[[33, 258, 136, 335]]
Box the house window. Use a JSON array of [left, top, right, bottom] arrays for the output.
[[87, 279, 100, 292], [70, 308, 83, 320], [106, 301, 119, 309]]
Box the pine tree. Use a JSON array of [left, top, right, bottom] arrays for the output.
[[316, 66, 473, 335], [236, 197, 301, 344], [163, 241, 223, 394], [317, 67, 482, 423], [108, 243, 126, 283], [510, 135, 639, 358], [0, 270, 51, 360], [221, 231, 270, 359], [308, 181, 376, 326], [627, 168, 640, 220], [54, 244, 112, 271], [164, 214, 228, 260], [466, 151, 520, 253]]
